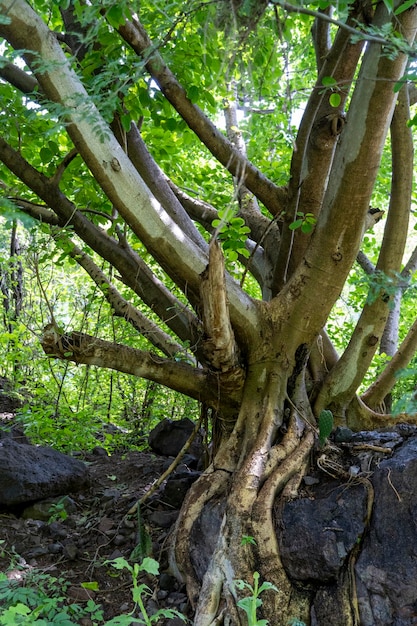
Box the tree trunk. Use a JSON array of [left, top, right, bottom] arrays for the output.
[[172, 355, 318, 626]]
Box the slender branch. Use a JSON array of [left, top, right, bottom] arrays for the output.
[[274, 1, 393, 45], [0, 137, 204, 353], [312, 7, 332, 72], [9, 198, 59, 224], [403, 245, 417, 276], [68, 243, 188, 360], [356, 250, 376, 275], [361, 317, 417, 408], [0, 62, 38, 93], [50, 148, 79, 186], [167, 182, 218, 232]]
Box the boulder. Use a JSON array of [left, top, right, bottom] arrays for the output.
[[279, 480, 368, 582], [0, 439, 90, 506], [354, 436, 417, 625], [148, 418, 203, 461], [162, 469, 201, 509]]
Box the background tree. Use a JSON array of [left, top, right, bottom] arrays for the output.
[[1, 0, 417, 623]]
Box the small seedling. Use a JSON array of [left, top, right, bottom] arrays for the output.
[[234, 571, 278, 626], [47, 497, 69, 522], [103, 557, 187, 625], [0, 565, 104, 625], [240, 535, 257, 547]]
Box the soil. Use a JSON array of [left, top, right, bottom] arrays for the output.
[[0, 412, 194, 625]]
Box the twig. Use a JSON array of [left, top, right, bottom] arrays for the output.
[[273, 1, 390, 45]]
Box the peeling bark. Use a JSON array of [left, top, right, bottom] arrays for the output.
[[200, 241, 242, 373]]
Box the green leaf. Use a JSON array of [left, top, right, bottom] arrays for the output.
[[102, 616, 136, 626], [241, 535, 257, 546], [237, 596, 262, 611], [120, 114, 132, 132], [138, 557, 159, 576], [105, 557, 131, 571], [188, 85, 200, 103], [319, 410, 334, 446], [289, 219, 303, 231], [301, 221, 314, 234], [329, 93, 341, 108], [322, 76, 337, 87], [381, 0, 394, 13], [40, 147, 53, 162], [258, 581, 279, 594], [132, 583, 151, 603], [395, 0, 416, 14], [153, 608, 186, 620], [106, 5, 125, 28], [80, 581, 99, 591]]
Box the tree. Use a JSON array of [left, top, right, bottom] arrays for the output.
[[1, 0, 417, 623]]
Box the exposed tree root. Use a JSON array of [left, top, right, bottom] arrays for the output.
[[346, 395, 417, 431]]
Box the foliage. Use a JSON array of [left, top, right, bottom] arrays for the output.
[[0, 544, 104, 626], [0, 547, 186, 626]]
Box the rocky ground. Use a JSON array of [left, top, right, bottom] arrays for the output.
[[4, 385, 417, 625], [0, 422, 195, 625]]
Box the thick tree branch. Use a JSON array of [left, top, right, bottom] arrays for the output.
[[116, 18, 288, 217], [223, 95, 279, 299], [0, 62, 38, 93], [41, 326, 243, 414], [0, 1, 209, 304], [8, 198, 59, 225], [124, 122, 207, 250], [275, 6, 365, 293], [345, 394, 417, 431], [200, 241, 243, 375], [0, 0, 260, 345], [41, 327, 202, 402], [315, 82, 414, 416]]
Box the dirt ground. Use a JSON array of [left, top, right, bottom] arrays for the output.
[[0, 437, 193, 625]]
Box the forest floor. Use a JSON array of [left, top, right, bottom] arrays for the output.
[[0, 422, 193, 625]]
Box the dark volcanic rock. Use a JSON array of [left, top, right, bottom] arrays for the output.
[[279, 480, 368, 582], [162, 470, 201, 508], [190, 497, 225, 582], [0, 439, 90, 506], [277, 433, 417, 625], [148, 418, 203, 460], [354, 437, 417, 626]]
